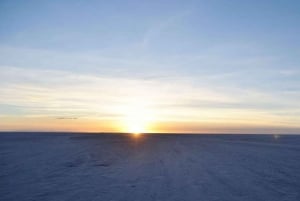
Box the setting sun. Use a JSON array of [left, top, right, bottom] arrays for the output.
[[120, 100, 154, 134]]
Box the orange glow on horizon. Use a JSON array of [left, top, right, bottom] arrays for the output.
[[1, 116, 300, 135]]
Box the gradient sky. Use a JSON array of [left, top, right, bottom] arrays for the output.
[[0, 0, 300, 133]]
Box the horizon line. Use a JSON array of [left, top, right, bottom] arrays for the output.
[[0, 131, 299, 135]]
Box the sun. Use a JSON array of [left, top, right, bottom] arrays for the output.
[[126, 113, 147, 134], [120, 100, 154, 134]]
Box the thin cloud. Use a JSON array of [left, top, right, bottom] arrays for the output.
[[56, 117, 78, 120], [140, 9, 192, 48]]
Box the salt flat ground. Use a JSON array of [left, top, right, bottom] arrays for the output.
[[0, 133, 299, 201]]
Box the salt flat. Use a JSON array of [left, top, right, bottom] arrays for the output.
[[0, 133, 299, 201]]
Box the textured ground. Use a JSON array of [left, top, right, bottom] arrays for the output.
[[1, 133, 300, 201]]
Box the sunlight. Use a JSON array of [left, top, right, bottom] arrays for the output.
[[120, 99, 154, 134]]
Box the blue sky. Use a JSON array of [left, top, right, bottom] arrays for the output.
[[0, 0, 300, 133]]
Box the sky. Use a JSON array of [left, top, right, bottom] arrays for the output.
[[0, 0, 300, 134]]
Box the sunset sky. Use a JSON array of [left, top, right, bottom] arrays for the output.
[[0, 0, 300, 133]]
